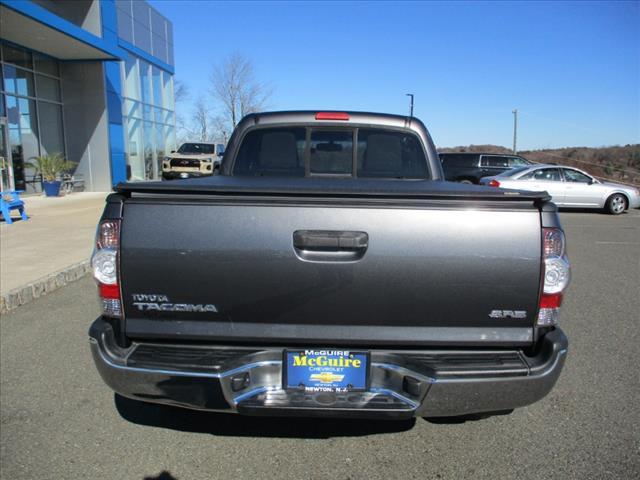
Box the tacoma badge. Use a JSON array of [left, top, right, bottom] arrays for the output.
[[489, 310, 527, 319]]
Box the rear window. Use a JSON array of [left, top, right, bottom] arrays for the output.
[[233, 127, 428, 178], [481, 155, 510, 167], [177, 143, 216, 154], [357, 129, 427, 178], [310, 130, 353, 175], [233, 128, 306, 177], [439, 154, 478, 167]]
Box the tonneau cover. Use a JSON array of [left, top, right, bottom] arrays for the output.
[[116, 176, 550, 202]]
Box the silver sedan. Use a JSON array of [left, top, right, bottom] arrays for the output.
[[480, 164, 640, 214]]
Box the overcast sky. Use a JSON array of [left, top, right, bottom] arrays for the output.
[[151, 0, 640, 150]]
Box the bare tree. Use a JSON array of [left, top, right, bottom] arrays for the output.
[[173, 78, 189, 103], [210, 53, 271, 131], [173, 78, 191, 145], [190, 96, 214, 142]]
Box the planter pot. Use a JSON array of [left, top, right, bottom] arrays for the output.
[[42, 181, 62, 197]]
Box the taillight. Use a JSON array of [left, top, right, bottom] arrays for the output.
[[315, 112, 350, 121], [91, 219, 122, 318], [488, 179, 501, 187], [537, 228, 570, 326]]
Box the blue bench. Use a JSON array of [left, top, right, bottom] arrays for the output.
[[0, 190, 28, 224]]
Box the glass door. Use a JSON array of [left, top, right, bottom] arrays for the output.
[[0, 118, 14, 191]]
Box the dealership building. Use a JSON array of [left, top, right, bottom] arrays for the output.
[[0, 0, 176, 193]]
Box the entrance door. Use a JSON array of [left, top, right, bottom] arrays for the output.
[[0, 118, 14, 191]]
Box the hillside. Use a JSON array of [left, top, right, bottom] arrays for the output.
[[437, 144, 640, 186]]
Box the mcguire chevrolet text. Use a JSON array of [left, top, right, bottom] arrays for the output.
[[89, 111, 570, 420]]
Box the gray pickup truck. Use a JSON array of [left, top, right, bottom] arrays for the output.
[[89, 111, 570, 420]]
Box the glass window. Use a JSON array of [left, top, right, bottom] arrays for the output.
[[525, 168, 561, 181], [509, 156, 530, 166], [37, 101, 65, 156], [124, 99, 141, 119], [168, 44, 175, 66], [116, 7, 134, 44], [139, 60, 151, 104], [163, 109, 174, 125], [134, 23, 152, 53], [162, 72, 174, 111], [481, 155, 510, 167], [132, 1, 150, 28], [150, 9, 166, 38], [33, 54, 59, 77], [151, 66, 162, 107], [2, 44, 32, 69], [5, 95, 40, 192], [357, 129, 427, 178], [310, 130, 353, 174], [155, 122, 164, 175], [563, 169, 592, 183], [3, 65, 35, 97], [153, 107, 164, 124], [143, 121, 155, 179], [439, 154, 479, 167], [152, 34, 167, 63], [123, 55, 140, 101], [125, 117, 146, 181], [143, 103, 152, 122], [177, 143, 217, 154], [35, 74, 61, 102], [116, 0, 132, 14], [234, 128, 306, 176], [164, 124, 176, 155]]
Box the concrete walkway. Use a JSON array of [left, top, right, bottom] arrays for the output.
[[1, 192, 107, 311]]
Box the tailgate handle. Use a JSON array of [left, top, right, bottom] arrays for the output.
[[293, 230, 368, 262]]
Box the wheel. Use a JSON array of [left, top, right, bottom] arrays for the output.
[[606, 193, 627, 215], [459, 179, 474, 185]]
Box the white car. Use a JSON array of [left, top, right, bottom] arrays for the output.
[[480, 164, 640, 215]]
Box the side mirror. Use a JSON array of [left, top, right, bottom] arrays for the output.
[[170, 150, 176, 154], [588, 178, 596, 185], [126, 164, 132, 180]]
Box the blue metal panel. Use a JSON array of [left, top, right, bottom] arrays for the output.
[[110, 152, 127, 185], [108, 124, 125, 156], [102, 0, 127, 187], [0, 0, 125, 59]]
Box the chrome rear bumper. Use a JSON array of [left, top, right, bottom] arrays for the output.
[[90, 318, 567, 419]]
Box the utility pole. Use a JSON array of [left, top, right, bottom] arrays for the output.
[[512, 108, 518, 154], [406, 93, 414, 117]]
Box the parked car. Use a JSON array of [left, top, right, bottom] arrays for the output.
[[480, 164, 640, 215], [439, 152, 533, 184], [162, 142, 225, 180], [90, 111, 569, 421]]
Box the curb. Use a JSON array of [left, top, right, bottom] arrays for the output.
[[0, 261, 91, 314]]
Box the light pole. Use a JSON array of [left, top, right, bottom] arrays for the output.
[[512, 109, 518, 154], [406, 94, 414, 118]]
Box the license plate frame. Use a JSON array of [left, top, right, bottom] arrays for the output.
[[283, 349, 370, 392]]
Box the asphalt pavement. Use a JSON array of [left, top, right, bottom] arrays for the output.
[[1, 210, 639, 480]]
